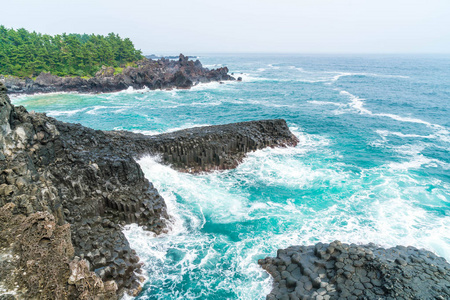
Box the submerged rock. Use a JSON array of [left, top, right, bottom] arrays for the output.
[[0, 54, 235, 95], [259, 240, 450, 299]]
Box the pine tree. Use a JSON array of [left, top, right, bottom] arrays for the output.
[[0, 26, 144, 78]]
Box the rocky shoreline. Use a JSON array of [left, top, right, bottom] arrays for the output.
[[0, 81, 298, 299], [1, 76, 449, 299], [259, 241, 450, 300], [0, 54, 234, 95]]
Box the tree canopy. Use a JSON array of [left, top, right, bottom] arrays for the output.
[[0, 26, 143, 78]]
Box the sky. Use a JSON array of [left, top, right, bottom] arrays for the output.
[[3, 0, 450, 54]]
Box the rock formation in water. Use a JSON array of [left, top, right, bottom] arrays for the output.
[[0, 54, 234, 94], [0, 81, 298, 299], [259, 240, 450, 300], [106, 119, 299, 173]]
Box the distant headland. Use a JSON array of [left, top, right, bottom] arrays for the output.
[[0, 26, 235, 94]]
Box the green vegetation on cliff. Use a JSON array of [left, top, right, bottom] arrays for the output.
[[0, 26, 143, 78]]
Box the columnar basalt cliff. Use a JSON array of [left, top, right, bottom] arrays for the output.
[[106, 119, 299, 173], [0, 81, 300, 299], [259, 241, 450, 300], [0, 82, 168, 299], [0, 54, 234, 94]]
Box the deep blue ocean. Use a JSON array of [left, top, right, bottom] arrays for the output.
[[12, 54, 450, 299]]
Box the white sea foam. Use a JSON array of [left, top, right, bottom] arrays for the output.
[[338, 90, 449, 135], [122, 86, 151, 94], [326, 71, 410, 84], [46, 108, 87, 117], [123, 155, 275, 299], [130, 123, 211, 136], [267, 64, 280, 69], [375, 129, 436, 139], [189, 79, 238, 91], [287, 66, 305, 72], [86, 105, 123, 115], [123, 124, 450, 299], [191, 100, 222, 107], [245, 99, 296, 108], [307, 100, 343, 107]]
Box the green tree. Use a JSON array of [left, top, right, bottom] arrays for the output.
[[0, 25, 144, 78]]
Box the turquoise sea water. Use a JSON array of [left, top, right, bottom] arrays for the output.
[[12, 54, 450, 299]]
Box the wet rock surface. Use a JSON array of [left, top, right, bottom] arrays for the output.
[[0, 54, 234, 95], [106, 119, 299, 173], [259, 240, 450, 300]]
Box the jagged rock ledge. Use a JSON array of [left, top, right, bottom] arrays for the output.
[[0, 54, 234, 95], [259, 240, 450, 300], [0, 81, 298, 299], [0, 81, 168, 299], [106, 119, 299, 173]]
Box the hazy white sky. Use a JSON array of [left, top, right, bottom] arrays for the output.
[[3, 0, 450, 54]]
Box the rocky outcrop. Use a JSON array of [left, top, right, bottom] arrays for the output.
[[0, 81, 299, 298], [259, 240, 450, 300], [106, 119, 299, 173], [0, 203, 117, 300], [0, 81, 168, 298], [0, 54, 235, 94]]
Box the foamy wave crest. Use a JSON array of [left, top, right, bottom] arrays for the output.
[[125, 156, 277, 299], [375, 130, 436, 140], [130, 123, 211, 136], [339, 90, 450, 144], [47, 108, 87, 117], [232, 73, 270, 82], [326, 71, 409, 84], [124, 125, 449, 299], [267, 64, 280, 69], [245, 99, 296, 108], [123, 86, 151, 94], [307, 100, 343, 107], [189, 79, 239, 91]]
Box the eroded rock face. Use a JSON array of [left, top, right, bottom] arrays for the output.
[[0, 80, 300, 298], [259, 240, 450, 300], [0, 54, 235, 94], [106, 119, 299, 173], [0, 82, 168, 298], [0, 203, 117, 299]]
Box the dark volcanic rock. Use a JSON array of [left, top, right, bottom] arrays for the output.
[[0, 203, 117, 299], [0, 82, 168, 298], [0, 81, 299, 298], [259, 240, 450, 300], [0, 54, 235, 95], [105, 119, 299, 173]]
